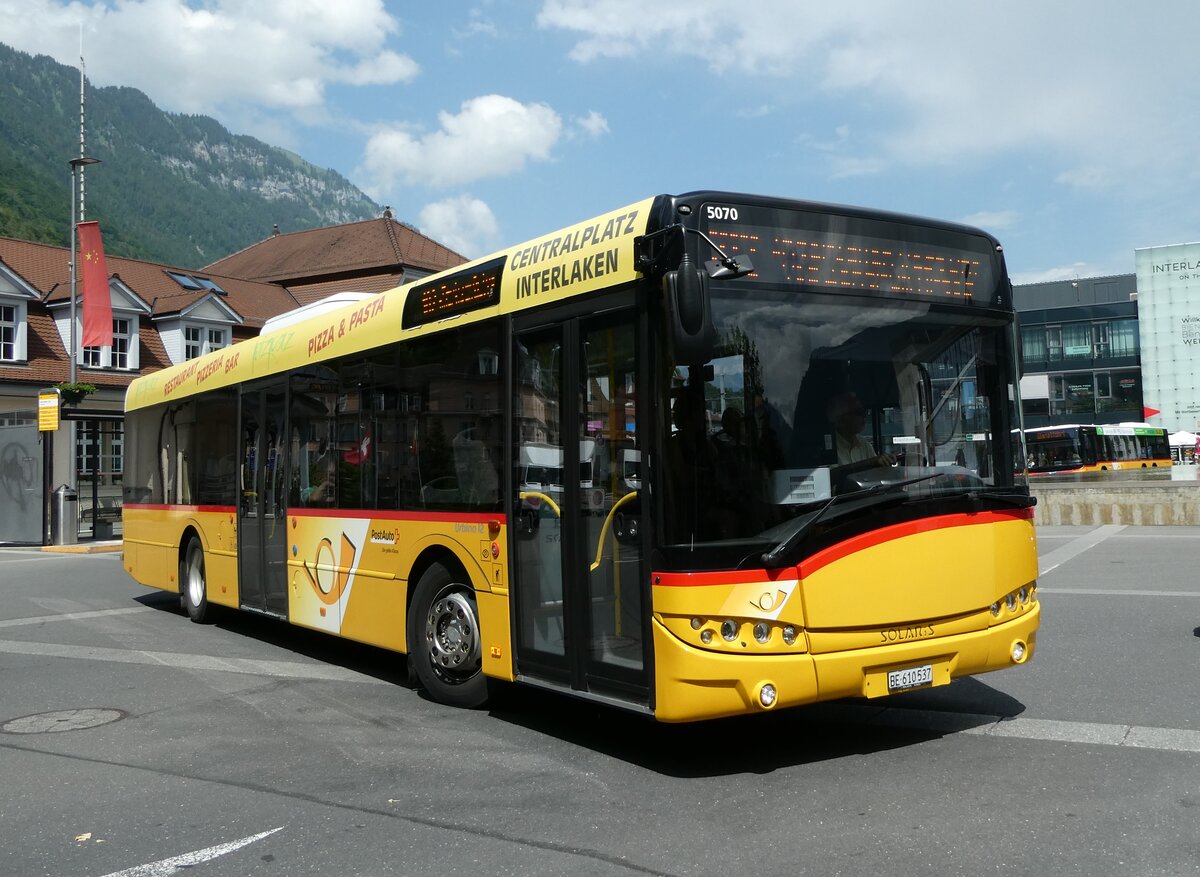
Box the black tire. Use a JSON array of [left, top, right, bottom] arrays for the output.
[[180, 537, 213, 623], [407, 562, 488, 708]]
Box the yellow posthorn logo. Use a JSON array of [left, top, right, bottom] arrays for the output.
[[302, 532, 358, 605]]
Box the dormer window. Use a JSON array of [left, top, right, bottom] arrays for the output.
[[0, 302, 23, 361], [184, 324, 228, 360], [81, 317, 138, 370]]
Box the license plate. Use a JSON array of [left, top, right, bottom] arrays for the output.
[[887, 664, 933, 692]]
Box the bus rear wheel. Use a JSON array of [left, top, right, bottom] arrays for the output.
[[180, 537, 213, 623], [407, 562, 488, 708]]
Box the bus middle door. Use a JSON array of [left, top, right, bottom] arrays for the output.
[[238, 379, 289, 617]]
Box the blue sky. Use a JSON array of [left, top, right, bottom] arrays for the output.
[[3, 1, 1199, 282]]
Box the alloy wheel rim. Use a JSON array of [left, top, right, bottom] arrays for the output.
[[424, 587, 481, 684]]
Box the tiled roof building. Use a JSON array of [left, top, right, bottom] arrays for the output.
[[0, 235, 299, 408], [0, 213, 464, 543], [205, 211, 466, 306]]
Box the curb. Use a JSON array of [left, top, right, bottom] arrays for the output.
[[39, 541, 123, 554]]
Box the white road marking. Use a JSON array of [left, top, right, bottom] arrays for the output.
[[1037, 523, 1126, 576], [813, 703, 1200, 754], [0, 607, 150, 629], [0, 638, 389, 684], [1038, 588, 1200, 598], [97, 826, 283, 877]]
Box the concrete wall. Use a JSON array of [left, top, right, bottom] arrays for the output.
[[1030, 482, 1200, 525]]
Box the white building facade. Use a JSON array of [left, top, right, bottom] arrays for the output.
[[1135, 241, 1200, 432]]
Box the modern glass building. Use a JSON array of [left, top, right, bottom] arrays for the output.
[[1015, 241, 1200, 434], [1014, 274, 1143, 428]]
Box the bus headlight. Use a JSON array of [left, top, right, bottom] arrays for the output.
[[721, 620, 739, 641], [700, 629, 713, 644], [1005, 593, 1017, 611], [782, 625, 798, 646], [753, 622, 770, 644], [990, 601, 1001, 617], [758, 683, 778, 708]]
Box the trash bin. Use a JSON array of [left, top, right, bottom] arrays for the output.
[[51, 484, 78, 545]]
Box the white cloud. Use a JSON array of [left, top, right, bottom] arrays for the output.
[[0, 0, 417, 116], [1010, 263, 1094, 286], [418, 196, 501, 259], [359, 95, 563, 192], [960, 210, 1018, 232], [335, 50, 420, 87], [574, 110, 609, 138], [536, 1, 1200, 198]]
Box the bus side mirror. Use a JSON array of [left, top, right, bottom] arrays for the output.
[[664, 251, 716, 362]]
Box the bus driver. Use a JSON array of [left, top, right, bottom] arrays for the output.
[[829, 391, 895, 469]]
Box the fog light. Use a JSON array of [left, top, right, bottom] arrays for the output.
[[759, 683, 777, 708], [990, 601, 1001, 617], [1011, 640, 1027, 663], [700, 629, 713, 644], [690, 617, 703, 630], [1005, 592, 1017, 611], [721, 619, 739, 641], [782, 625, 798, 645], [753, 621, 770, 643]]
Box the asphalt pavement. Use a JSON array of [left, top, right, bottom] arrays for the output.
[[2, 525, 1199, 876]]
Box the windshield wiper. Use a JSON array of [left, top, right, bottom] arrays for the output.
[[758, 472, 942, 569], [965, 489, 1036, 508]]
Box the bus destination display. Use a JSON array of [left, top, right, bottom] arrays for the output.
[[701, 206, 998, 305], [403, 257, 504, 329]]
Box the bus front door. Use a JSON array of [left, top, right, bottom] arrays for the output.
[[512, 305, 650, 707], [238, 379, 289, 617]]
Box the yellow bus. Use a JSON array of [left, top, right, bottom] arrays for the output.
[[1025, 424, 1171, 474], [122, 191, 1039, 722]]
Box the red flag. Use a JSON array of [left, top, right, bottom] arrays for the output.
[[343, 429, 372, 464], [77, 221, 112, 348]]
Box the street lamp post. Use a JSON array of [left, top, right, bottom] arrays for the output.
[[68, 155, 101, 385]]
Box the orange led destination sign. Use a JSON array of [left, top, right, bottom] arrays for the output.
[[701, 203, 999, 305]]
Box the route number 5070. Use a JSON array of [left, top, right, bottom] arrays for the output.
[[705, 206, 739, 221]]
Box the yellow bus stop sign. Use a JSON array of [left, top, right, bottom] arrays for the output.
[[38, 389, 60, 432]]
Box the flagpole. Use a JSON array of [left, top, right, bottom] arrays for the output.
[[68, 25, 100, 504], [69, 166, 77, 385]]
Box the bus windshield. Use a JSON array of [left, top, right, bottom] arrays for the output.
[[1025, 429, 1085, 472], [660, 289, 1021, 567]]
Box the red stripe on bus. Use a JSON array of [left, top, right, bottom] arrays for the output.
[[124, 503, 236, 514], [653, 508, 1033, 586], [124, 503, 500, 527], [654, 568, 785, 588], [288, 507, 500, 525], [797, 509, 1033, 578]]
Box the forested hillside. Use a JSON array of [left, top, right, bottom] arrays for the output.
[[0, 43, 380, 268]]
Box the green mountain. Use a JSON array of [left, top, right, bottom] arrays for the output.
[[0, 42, 381, 268]]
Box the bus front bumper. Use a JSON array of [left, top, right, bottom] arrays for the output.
[[650, 606, 1040, 723]]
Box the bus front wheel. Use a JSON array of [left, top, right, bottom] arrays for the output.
[[180, 537, 213, 624], [407, 562, 488, 708]]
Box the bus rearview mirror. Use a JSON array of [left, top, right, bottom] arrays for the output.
[[664, 260, 716, 362]]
